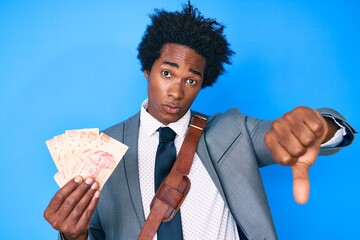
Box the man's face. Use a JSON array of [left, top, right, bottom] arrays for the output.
[[144, 43, 205, 125]]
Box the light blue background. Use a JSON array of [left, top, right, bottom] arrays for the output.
[[0, 1, 359, 239]]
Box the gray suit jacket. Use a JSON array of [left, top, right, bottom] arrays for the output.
[[87, 107, 355, 240]]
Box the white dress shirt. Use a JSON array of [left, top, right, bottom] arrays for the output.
[[138, 99, 240, 240]]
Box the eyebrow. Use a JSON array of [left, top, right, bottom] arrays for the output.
[[162, 61, 203, 78]]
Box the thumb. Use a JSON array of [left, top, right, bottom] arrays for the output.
[[291, 144, 320, 204], [291, 162, 311, 204]]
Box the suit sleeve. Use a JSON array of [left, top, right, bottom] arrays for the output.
[[236, 107, 356, 167], [243, 114, 275, 168], [317, 107, 357, 155]]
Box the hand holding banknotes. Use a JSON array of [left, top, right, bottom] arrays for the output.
[[44, 128, 128, 239], [44, 176, 100, 240]]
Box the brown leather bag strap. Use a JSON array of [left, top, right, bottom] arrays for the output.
[[138, 113, 207, 240]]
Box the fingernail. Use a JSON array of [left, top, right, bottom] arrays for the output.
[[85, 178, 94, 185], [94, 190, 100, 199], [91, 182, 99, 190], [74, 176, 83, 183]]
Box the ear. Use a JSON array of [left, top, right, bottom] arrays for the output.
[[144, 70, 150, 80]]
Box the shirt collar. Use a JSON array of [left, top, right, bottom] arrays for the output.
[[140, 99, 190, 138]]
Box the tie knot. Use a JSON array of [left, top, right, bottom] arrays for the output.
[[158, 127, 176, 142]]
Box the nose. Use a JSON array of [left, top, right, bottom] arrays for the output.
[[168, 79, 184, 100]]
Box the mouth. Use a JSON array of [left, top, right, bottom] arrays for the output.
[[162, 103, 182, 114]]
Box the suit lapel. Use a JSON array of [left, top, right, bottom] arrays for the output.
[[197, 134, 227, 203], [122, 113, 146, 226]]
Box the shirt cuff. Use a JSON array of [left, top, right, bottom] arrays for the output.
[[320, 116, 347, 148]]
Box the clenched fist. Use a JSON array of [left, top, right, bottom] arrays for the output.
[[264, 106, 339, 204]]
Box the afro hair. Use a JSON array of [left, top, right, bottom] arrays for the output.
[[137, 1, 235, 88]]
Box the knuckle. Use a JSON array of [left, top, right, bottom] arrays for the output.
[[302, 136, 315, 146], [312, 122, 323, 132], [85, 209, 94, 219], [47, 201, 60, 211], [283, 112, 292, 120], [271, 119, 279, 128], [65, 197, 76, 207], [62, 225, 71, 234], [264, 133, 271, 145], [51, 222, 57, 229], [51, 220, 62, 230], [295, 106, 307, 112], [75, 204, 85, 213], [50, 210, 64, 228], [54, 192, 65, 202], [271, 120, 281, 131], [43, 210, 49, 220], [290, 146, 306, 157], [278, 155, 294, 165]]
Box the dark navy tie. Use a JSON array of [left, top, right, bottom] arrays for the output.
[[154, 127, 183, 240]]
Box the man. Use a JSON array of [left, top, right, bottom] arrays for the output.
[[44, 2, 356, 240]]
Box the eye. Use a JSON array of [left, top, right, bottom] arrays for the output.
[[186, 78, 197, 85], [161, 70, 172, 78]]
